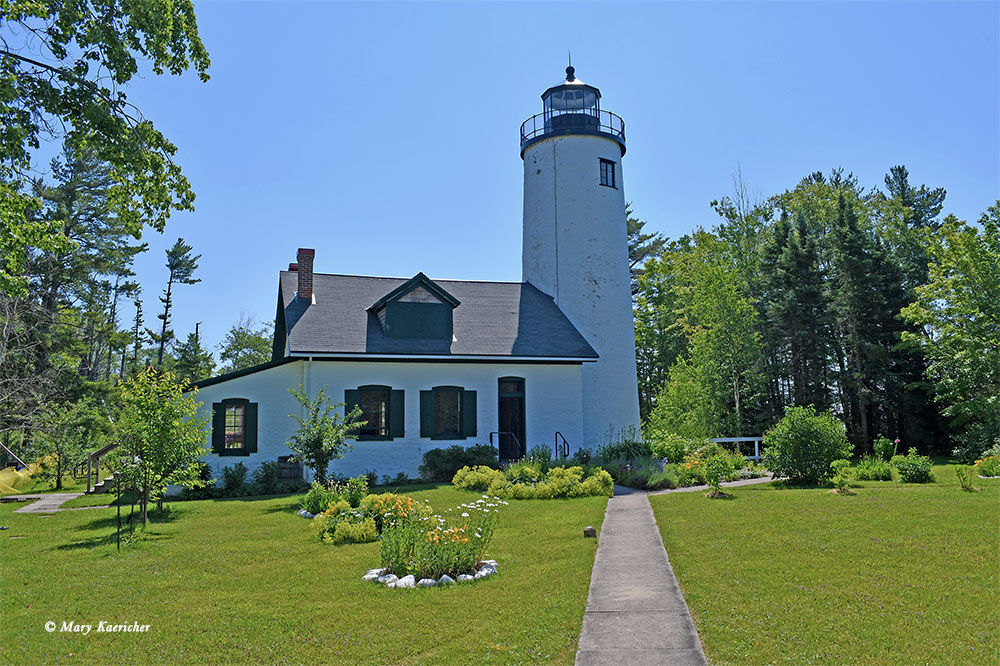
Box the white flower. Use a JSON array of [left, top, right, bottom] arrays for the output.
[[461, 512, 469, 517], [482, 495, 488, 498]]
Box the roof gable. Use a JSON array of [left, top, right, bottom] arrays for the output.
[[369, 272, 460, 311]]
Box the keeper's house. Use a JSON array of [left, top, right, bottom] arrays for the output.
[[192, 66, 641, 481]]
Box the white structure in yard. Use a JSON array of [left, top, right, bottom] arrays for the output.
[[192, 67, 640, 481]]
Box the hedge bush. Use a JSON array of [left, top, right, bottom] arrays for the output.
[[854, 456, 893, 481], [762, 406, 852, 484], [452, 464, 613, 498], [891, 448, 935, 483], [419, 445, 499, 482]]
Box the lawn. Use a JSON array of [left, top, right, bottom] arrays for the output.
[[0, 485, 607, 665], [649, 463, 1000, 665]]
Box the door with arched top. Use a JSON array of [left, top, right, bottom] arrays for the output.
[[498, 377, 525, 463]]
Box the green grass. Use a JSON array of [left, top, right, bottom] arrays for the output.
[[649, 463, 1000, 665], [0, 484, 606, 665]]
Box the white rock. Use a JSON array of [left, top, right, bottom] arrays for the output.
[[299, 510, 315, 519], [481, 559, 498, 567], [438, 575, 455, 585], [366, 568, 387, 576], [378, 574, 398, 586], [394, 575, 416, 589], [475, 568, 495, 579], [457, 574, 474, 583], [417, 578, 437, 587], [361, 572, 380, 582]]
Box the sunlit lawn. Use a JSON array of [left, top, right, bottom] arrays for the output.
[[1, 484, 607, 665], [649, 463, 1000, 665]]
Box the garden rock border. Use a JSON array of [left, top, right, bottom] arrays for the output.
[[297, 509, 315, 519], [362, 560, 498, 589]]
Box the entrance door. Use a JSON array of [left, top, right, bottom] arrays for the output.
[[498, 377, 525, 463]]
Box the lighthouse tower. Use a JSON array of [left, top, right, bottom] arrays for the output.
[[519, 66, 641, 446]]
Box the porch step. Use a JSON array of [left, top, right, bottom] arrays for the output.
[[89, 475, 115, 494]]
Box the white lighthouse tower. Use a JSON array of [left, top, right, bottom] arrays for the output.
[[520, 65, 641, 446]]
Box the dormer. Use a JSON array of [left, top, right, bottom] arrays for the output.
[[368, 273, 460, 339]]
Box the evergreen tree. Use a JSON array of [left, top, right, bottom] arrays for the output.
[[173, 324, 215, 382], [626, 206, 667, 296], [151, 239, 201, 367]]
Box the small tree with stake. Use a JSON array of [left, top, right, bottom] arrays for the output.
[[287, 385, 365, 485], [111, 367, 209, 526]]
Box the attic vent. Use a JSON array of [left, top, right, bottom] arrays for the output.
[[398, 286, 443, 304]]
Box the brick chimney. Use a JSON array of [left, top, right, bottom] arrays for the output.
[[296, 248, 314, 302]]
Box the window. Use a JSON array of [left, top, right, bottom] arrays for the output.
[[225, 404, 245, 449], [420, 387, 477, 439], [433, 388, 462, 438], [345, 386, 404, 440], [359, 388, 389, 438], [600, 158, 616, 188], [212, 399, 257, 456]]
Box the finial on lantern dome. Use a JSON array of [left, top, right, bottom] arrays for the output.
[[566, 51, 575, 81]]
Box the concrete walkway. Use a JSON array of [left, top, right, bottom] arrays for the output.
[[3, 493, 84, 513], [575, 492, 707, 666]]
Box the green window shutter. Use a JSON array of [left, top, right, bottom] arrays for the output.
[[245, 402, 259, 453], [419, 390, 434, 437], [344, 389, 360, 414], [389, 390, 405, 438], [211, 402, 224, 454], [462, 390, 477, 438]]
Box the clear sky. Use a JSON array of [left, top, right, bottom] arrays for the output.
[[111, 0, 998, 355]]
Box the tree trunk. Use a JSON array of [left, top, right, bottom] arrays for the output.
[[157, 279, 173, 366]]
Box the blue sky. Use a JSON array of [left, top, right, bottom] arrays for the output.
[[109, 0, 998, 355]]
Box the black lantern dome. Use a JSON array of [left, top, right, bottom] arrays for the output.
[[520, 66, 626, 157]]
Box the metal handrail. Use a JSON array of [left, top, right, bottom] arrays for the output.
[[554, 432, 570, 459], [520, 109, 626, 149], [489, 431, 522, 461]]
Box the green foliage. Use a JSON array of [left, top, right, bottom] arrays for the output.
[[151, 238, 201, 366], [110, 367, 209, 519], [451, 465, 505, 492], [379, 497, 503, 579], [873, 435, 897, 461], [172, 330, 215, 382], [570, 447, 592, 465], [705, 453, 738, 493], [525, 445, 553, 466], [359, 493, 433, 534], [330, 474, 369, 508], [974, 454, 1000, 478], [0, 0, 210, 297], [954, 466, 977, 492], [29, 397, 112, 489], [222, 463, 249, 496], [854, 456, 893, 481], [901, 206, 1000, 453], [452, 464, 614, 499], [648, 432, 714, 463], [608, 458, 678, 491], [890, 448, 935, 483], [418, 444, 498, 482], [762, 405, 852, 484], [286, 385, 364, 485], [596, 434, 651, 461], [301, 481, 336, 515], [217, 315, 273, 372], [830, 459, 853, 493]]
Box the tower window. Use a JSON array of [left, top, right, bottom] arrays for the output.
[[600, 159, 616, 188]]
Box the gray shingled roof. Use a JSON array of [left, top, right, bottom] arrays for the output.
[[278, 272, 598, 359]]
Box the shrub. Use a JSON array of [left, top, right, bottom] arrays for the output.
[[597, 436, 651, 461], [525, 445, 553, 466], [331, 474, 369, 508], [891, 448, 935, 483], [873, 435, 897, 461], [379, 497, 504, 579], [419, 444, 499, 482], [762, 406, 852, 483], [704, 453, 737, 494], [973, 455, 1000, 478], [648, 433, 715, 464], [451, 465, 504, 491], [854, 456, 893, 481], [359, 492, 433, 533], [606, 457, 676, 490], [503, 459, 544, 484], [222, 463, 249, 496], [830, 459, 853, 493], [312, 500, 377, 545], [951, 422, 1000, 464], [301, 481, 336, 515], [453, 464, 613, 498], [328, 517, 378, 545], [955, 466, 977, 492]]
